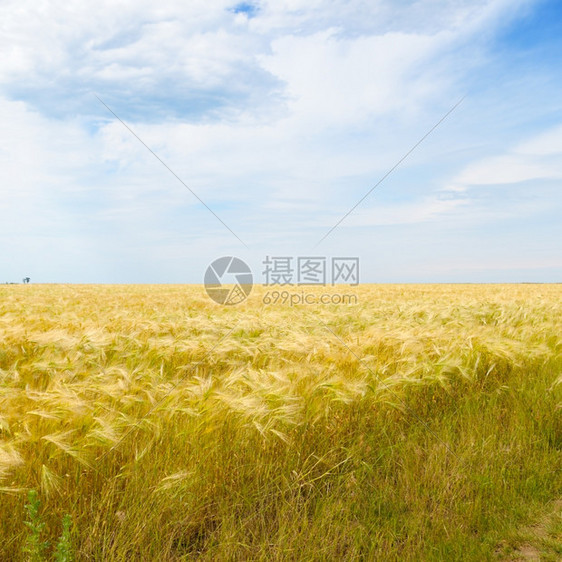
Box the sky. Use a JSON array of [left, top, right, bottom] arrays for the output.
[[1, 0, 561, 284]]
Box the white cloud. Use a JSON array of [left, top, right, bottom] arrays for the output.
[[1, 0, 559, 282], [344, 196, 470, 227], [447, 124, 562, 188], [260, 29, 450, 126], [455, 155, 561, 185], [515, 124, 562, 156]]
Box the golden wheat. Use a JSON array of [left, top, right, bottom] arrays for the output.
[[0, 284, 561, 560]]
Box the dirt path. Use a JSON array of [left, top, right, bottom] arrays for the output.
[[498, 500, 562, 561]]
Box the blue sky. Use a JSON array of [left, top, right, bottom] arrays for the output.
[[0, 0, 561, 283]]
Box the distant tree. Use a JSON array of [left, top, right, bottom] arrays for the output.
[[23, 277, 30, 284]]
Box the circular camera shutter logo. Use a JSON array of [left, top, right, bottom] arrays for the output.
[[204, 256, 253, 305]]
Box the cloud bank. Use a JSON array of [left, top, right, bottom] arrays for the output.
[[1, 0, 560, 282]]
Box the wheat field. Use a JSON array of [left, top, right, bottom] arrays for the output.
[[0, 284, 561, 560]]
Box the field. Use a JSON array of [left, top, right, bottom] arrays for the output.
[[0, 284, 561, 560]]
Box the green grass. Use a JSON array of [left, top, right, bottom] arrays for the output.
[[0, 284, 561, 560]]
